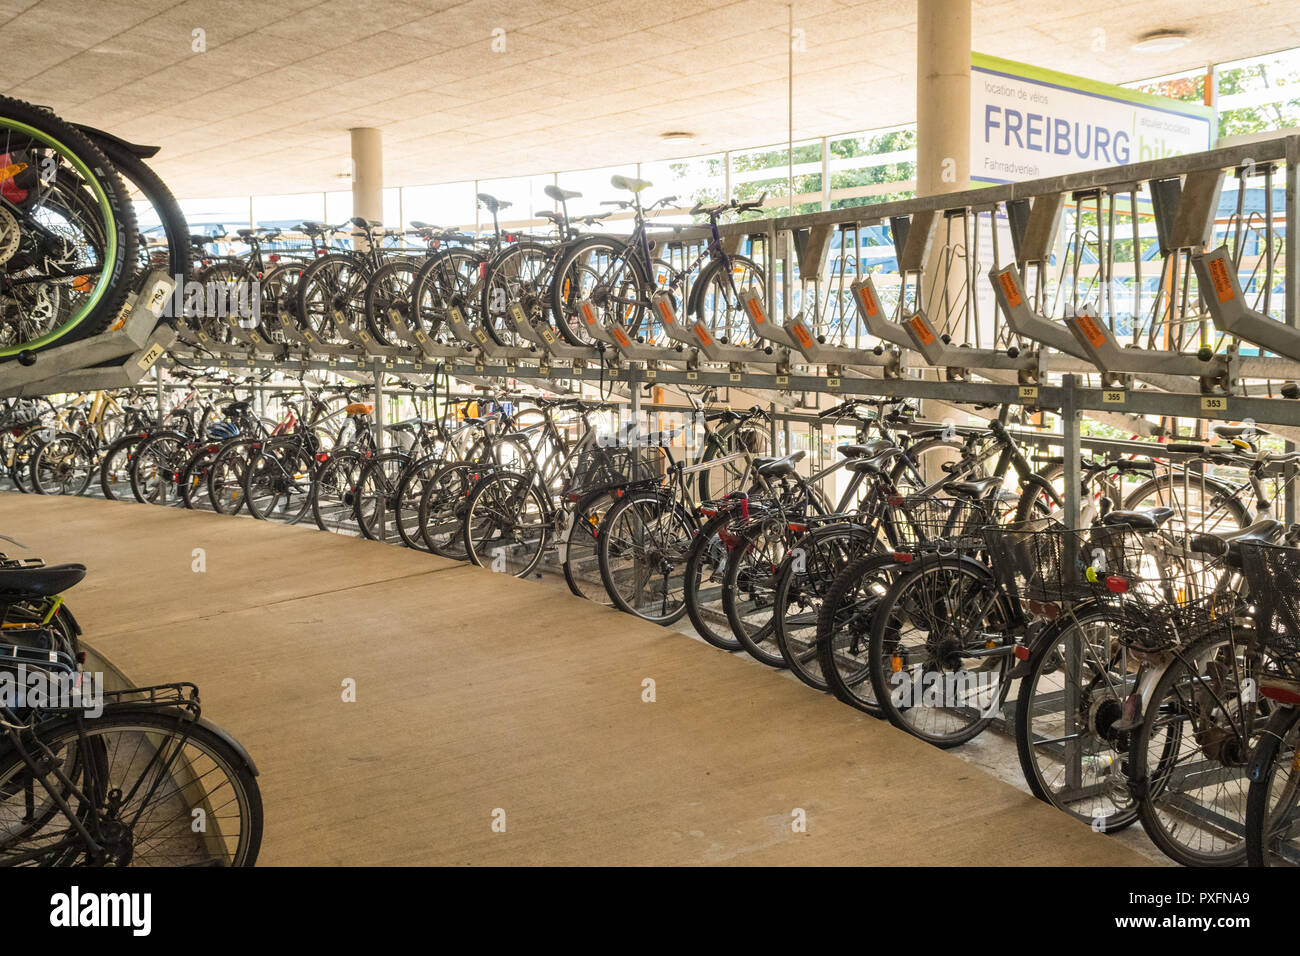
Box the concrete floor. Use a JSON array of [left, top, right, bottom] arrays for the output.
[[0, 493, 1151, 866]]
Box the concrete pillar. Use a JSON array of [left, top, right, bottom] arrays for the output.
[[916, 0, 973, 442], [916, 0, 971, 198], [350, 126, 383, 227]]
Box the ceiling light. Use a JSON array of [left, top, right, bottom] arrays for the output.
[[1132, 30, 1190, 53], [659, 131, 695, 141]]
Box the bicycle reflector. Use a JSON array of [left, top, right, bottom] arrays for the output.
[[1014, 645, 1031, 661], [1105, 576, 1129, 594], [892, 552, 913, 563], [888, 494, 903, 507], [1261, 684, 1300, 705]]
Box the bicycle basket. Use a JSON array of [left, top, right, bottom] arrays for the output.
[[881, 496, 989, 555], [983, 519, 1096, 614], [1239, 542, 1300, 679], [1082, 523, 1231, 652], [561, 443, 661, 499]]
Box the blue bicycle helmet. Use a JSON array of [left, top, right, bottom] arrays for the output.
[[207, 421, 240, 441]]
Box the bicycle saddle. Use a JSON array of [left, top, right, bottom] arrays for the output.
[[754, 450, 805, 477], [942, 477, 1003, 500], [299, 221, 329, 233], [545, 185, 581, 202], [846, 449, 900, 475], [477, 193, 511, 211], [344, 402, 374, 416], [1214, 423, 1269, 440], [610, 175, 652, 193], [838, 440, 893, 459], [0, 563, 86, 600], [222, 401, 251, 416], [1100, 506, 1175, 531], [1190, 518, 1284, 561]]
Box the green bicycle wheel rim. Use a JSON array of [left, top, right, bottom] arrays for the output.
[[1, 117, 118, 357]]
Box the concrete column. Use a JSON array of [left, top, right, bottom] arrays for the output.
[[916, 0, 971, 198], [916, 0, 973, 442], [350, 126, 383, 228]]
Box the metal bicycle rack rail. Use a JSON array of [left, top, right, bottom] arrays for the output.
[[8, 134, 1300, 530]]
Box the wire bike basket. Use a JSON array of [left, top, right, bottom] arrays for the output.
[[1079, 522, 1229, 652], [1239, 542, 1300, 682], [880, 496, 989, 557]]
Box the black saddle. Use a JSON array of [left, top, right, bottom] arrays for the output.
[[0, 563, 86, 600], [755, 450, 806, 478]]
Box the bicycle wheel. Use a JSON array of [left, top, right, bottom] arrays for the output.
[[598, 490, 695, 625], [549, 235, 648, 346], [418, 461, 476, 559], [245, 436, 314, 524], [683, 509, 745, 651], [9, 428, 51, 492], [774, 523, 878, 690], [481, 239, 553, 347], [311, 450, 364, 533], [1245, 706, 1300, 867], [1, 96, 138, 360], [29, 432, 94, 496], [363, 259, 418, 346], [410, 247, 478, 339], [177, 442, 217, 510], [207, 438, 254, 516], [0, 708, 261, 866], [691, 254, 764, 348], [89, 133, 191, 294], [561, 487, 617, 604], [130, 430, 188, 505], [392, 455, 442, 552], [463, 470, 549, 577], [866, 554, 1015, 746], [98, 432, 144, 500], [296, 253, 365, 345], [723, 518, 795, 667], [1122, 471, 1249, 539], [1014, 604, 1140, 832], [697, 422, 771, 503], [888, 437, 969, 497], [817, 552, 905, 715], [355, 451, 409, 542], [1128, 626, 1267, 866]]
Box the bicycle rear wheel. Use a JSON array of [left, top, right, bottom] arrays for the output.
[[1014, 605, 1139, 833], [598, 490, 695, 625], [463, 471, 549, 577], [1128, 626, 1266, 866], [245, 436, 314, 524], [0, 708, 261, 866], [867, 555, 1014, 747]]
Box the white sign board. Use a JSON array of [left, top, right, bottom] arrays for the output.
[[972, 53, 1214, 183]]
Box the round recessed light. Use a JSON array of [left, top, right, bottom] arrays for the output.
[[1132, 30, 1190, 53], [659, 131, 695, 141]]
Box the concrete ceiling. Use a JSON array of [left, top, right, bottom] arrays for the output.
[[4, 0, 1300, 200]]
